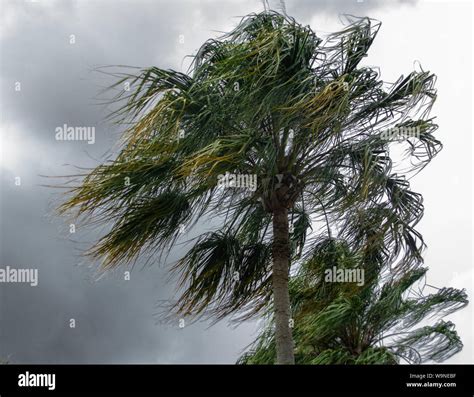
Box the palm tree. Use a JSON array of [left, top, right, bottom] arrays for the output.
[[59, 11, 441, 364], [238, 232, 468, 364]]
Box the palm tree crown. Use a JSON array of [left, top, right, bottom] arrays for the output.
[[59, 11, 442, 363]]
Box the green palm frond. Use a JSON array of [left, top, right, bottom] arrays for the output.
[[239, 225, 468, 364], [391, 321, 463, 364]]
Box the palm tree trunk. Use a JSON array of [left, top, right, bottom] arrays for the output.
[[272, 207, 295, 364]]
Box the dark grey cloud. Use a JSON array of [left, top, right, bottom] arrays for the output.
[[0, 0, 263, 364]]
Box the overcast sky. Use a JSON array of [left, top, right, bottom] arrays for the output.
[[0, 0, 472, 364]]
